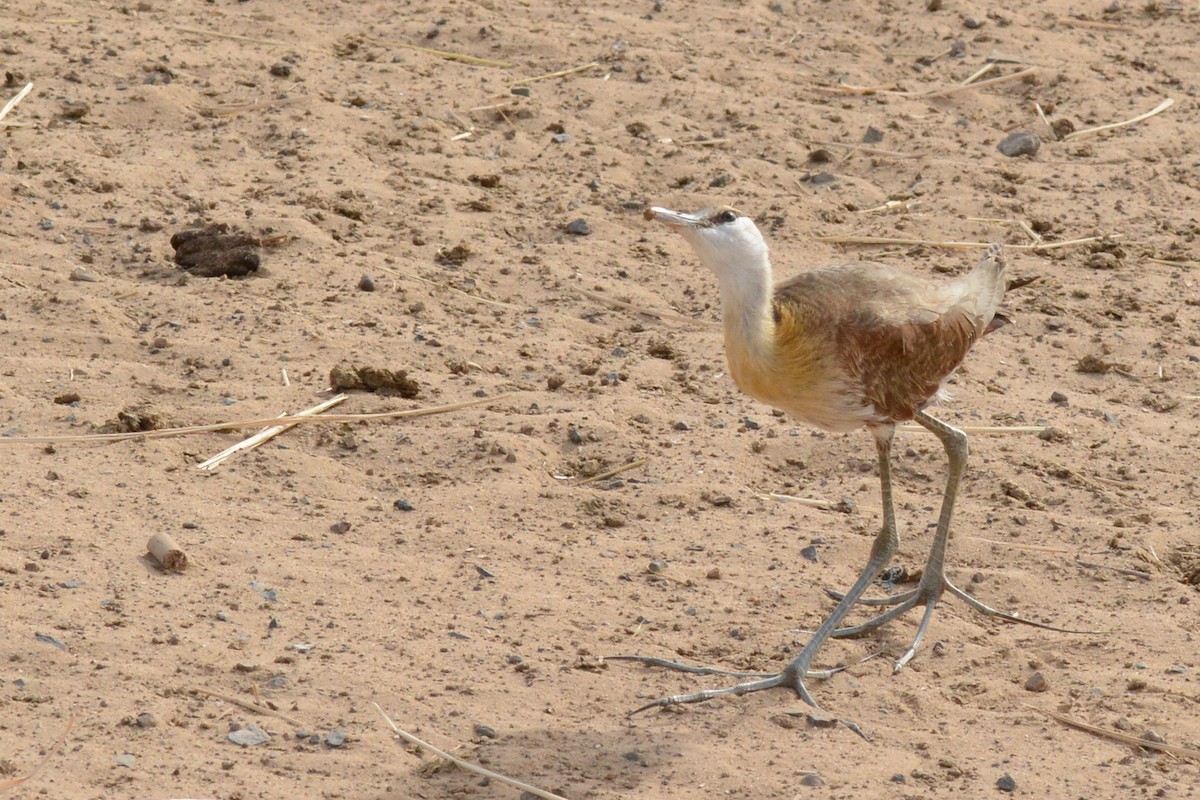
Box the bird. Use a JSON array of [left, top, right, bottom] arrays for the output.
[[622, 205, 1066, 713]]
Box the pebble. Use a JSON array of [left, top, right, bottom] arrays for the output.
[[862, 125, 884, 144], [473, 724, 497, 739], [511, 86, 531, 97], [709, 173, 732, 188], [69, 267, 98, 282], [136, 712, 159, 728], [551, 132, 570, 144], [1024, 670, 1049, 692], [1086, 251, 1119, 270], [806, 712, 839, 728], [808, 172, 837, 185], [564, 219, 591, 235], [799, 773, 824, 787], [1049, 391, 1068, 406], [393, 499, 414, 511], [996, 773, 1017, 792], [326, 730, 347, 747], [270, 61, 293, 78], [648, 560, 667, 573], [358, 275, 376, 292], [227, 724, 270, 746], [997, 131, 1040, 157], [114, 754, 136, 768], [39, 218, 54, 230], [706, 567, 721, 580], [800, 545, 819, 562], [672, 421, 690, 431]]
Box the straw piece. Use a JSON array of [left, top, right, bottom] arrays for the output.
[[960, 61, 998, 86], [816, 234, 1118, 252], [576, 287, 721, 330], [1063, 98, 1174, 141], [576, 458, 647, 486], [171, 25, 291, 47], [899, 424, 1048, 435], [510, 61, 598, 86], [0, 394, 509, 446], [374, 704, 570, 800], [398, 43, 512, 68], [197, 395, 347, 470], [0, 714, 76, 795], [757, 491, 836, 510], [192, 689, 304, 728], [806, 139, 919, 159], [920, 66, 1038, 99], [967, 536, 1072, 554], [1056, 16, 1132, 31], [0, 82, 33, 125], [1028, 706, 1200, 760]]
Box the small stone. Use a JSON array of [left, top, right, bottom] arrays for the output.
[[329, 521, 351, 534], [707, 494, 732, 507], [39, 219, 54, 230], [709, 173, 732, 188], [1141, 729, 1166, 745], [1086, 251, 1120, 270], [1049, 391, 1068, 405], [996, 773, 1017, 792], [269, 61, 293, 77], [672, 421, 690, 431], [602, 516, 625, 528], [326, 730, 347, 747], [114, 754, 136, 768], [799, 773, 824, 787], [808, 172, 837, 185], [393, 499, 414, 511], [551, 132, 570, 144], [1024, 670, 1049, 692], [926, 0, 942, 9], [547, 375, 565, 390], [997, 131, 1041, 157], [511, 86, 532, 97], [564, 219, 591, 236], [806, 712, 839, 728], [963, 15, 982, 28], [648, 560, 667, 573], [69, 268, 98, 282], [862, 126, 884, 144], [358, 275, 376, 291], [473, 724, 497, 739], [800, 545, 819, 562], [136, 712, 159, 728], [227, 724, 270, 746], [706, 567, 721, 580], [891, 773, 907, 783]]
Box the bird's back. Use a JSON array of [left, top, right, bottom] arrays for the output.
[[769, 246, 1007, 426]]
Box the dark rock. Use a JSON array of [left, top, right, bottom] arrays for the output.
[[358, 274, 376, 291], [996, 773, 1017, 792], [564, 219, 591, 236], [997, 131, 1041, 157]]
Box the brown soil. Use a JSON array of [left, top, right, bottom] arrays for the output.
[[2, 1, 1198, 798]]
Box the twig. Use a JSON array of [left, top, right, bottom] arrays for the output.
[[920, 66, 1038, 99], [1145, 257, 1198, 270], [855, 199, 919, 214], [395, 43, 512, 68], [1035, 101, 1058, 141], [374, 704, 570, 800], [817, 234, 1118, 252], [1074, 558, 1152, 581], [811, 82, 908, 96], [576, 458, 648, 486], [899, 424, 1049, 435], [806, 139, 919, 159], [576, 287, 721, 330], [960, 61, 998, 86], [1056, 16, 1133, 31], [197, 395, 347, 470], [1063, 98, 1175, 140], [0, 394, 510, 446], [170, 25, 291, 47], [193, 95, 309, 117], [0, 82, 33, 126], [510, 61, 599, 86], [1028, 706, 1200, 760], [191, 689, 304, 728], [757, 491, 836, 510], [397, 271, 523, 310], [281, 368, 291, 387], [968, 536, 1072, 554], [0, 714, 76, 795]]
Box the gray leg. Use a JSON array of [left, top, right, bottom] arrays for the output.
[[615, 424, 900, 713]]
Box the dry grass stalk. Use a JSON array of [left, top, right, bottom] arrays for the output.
[[807, 139, 919, 159], [811, 82, 908, 96], [170, 25, 291, 47], [1035, 101, 1058, 141], [403, 272, 523, 310], [1074, 559, 1152, 580], [0, 394, 509, 446], [576, 286, 721, 330], [1056, 16, 1132, 31], [0, 714, 75, 795], [920, 66, 1038, 99], [194, 95, 308, 117], [1145, 257, 1198, 270], [196, 395, 347, 470], [576, 458, 648, 486], [0, 82, 33, 126], [1063, 98, 1175, 140], [968, 536, 1071, 554], [510, 61, 599, 86], [1028, 706, 1200, 761], [899, 424, 1049, 435], [855, 199, 919, 215], [191, 688, 304, 728], [817, 234, 1118, 252], [670, 137, 730, 147], [758, 491, 836, 510], [960, 61, 998, 86], [374, 704, 570, 800], [398, 43, 512, 68]]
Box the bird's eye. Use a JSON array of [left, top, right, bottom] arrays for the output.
[[716, 210, 737, 224]]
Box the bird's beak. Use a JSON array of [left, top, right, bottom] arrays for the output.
[[644, 207, 701, 228]]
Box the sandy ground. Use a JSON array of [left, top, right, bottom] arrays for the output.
[[2, 1, 1199, 798]]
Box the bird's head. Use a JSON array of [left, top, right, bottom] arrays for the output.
[[644, 206, 769, 280]]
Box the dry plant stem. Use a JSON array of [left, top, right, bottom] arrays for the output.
[[1028, 706, 1200, 760], [403, 273, 523, 310], [191, 689, 304, 728], [576, 287, 721, 330], [920, 66, 1038, 99], [1063, 98, 1174, 140], [898, 424, 1047, 435], [397, 42, 512, 68], [807, 138, 919, 159], [0, 714, 76, 795], [758, 491, 835, 510], [170, 25, 290, 47], [196, 395, 347, 470], [1056, 16, 1132, 31], [1035, 102, 1058, 141], [374, 704, 570, 800], [816, 234, 1117, 252], [195, 96, 308, 117], [1074, 559, 1152, 580], [576, 458, 648, 486], [0, 82, 33, 125], [960, 61, 997, 86], [968, 536, 1071, 554], [510, 61, 598, 86], [0, 394, 510, 446]]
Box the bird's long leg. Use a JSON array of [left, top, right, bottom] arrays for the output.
[[616, 424, 900, 714], [830, 411, 1088, 671]]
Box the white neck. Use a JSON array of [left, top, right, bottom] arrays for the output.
[[712, 255, 776, 365]]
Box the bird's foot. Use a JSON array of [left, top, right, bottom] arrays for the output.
[[828, 576, 1095, 671]]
